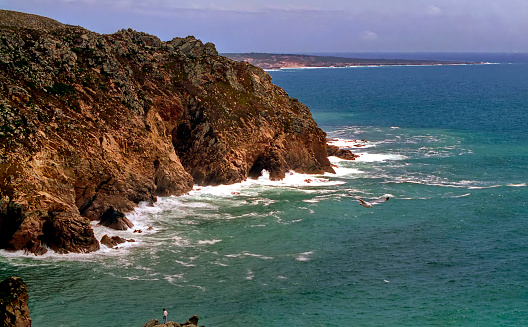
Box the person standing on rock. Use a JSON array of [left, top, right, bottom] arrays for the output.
[[163, 308, 168, 323]]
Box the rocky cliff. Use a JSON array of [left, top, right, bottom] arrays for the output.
[[0, 276, 31, 327], [0, 10, 334, 255]]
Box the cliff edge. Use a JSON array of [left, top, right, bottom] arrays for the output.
[[0, 10, 334, 254]]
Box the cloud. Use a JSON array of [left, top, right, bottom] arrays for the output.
[[362, 30, 378, 40], [427, 5, 442, 16]]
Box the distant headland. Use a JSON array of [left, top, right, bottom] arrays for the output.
[[222, 53, 480, 70]]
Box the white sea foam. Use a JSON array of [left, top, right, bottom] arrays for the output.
[[213, 260, 229, 267], [188, 285, 206, 291], [398, 197, 432, 200], [90, 221, 145, 248], [507, 183, 526, 187], [172, 235, 191, 247], [246, 269, 255, 280], [225, 251, 274, 260], [327, 138, 375, 149], [174, 260, 196, 267], [164, 274, 184, 284], [451, 193, 471, 198], [197, 239, 222, 245], [295, 251, 314, 262], [259, 171, 344, 187], [122, 276, 160, 281], [391, 177, 504, 190], [176, 170, 346, 202], [354, 153, 407, 162]]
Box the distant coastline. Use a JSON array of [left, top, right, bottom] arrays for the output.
[[222, 53, 482, 70]]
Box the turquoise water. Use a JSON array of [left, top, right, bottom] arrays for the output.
[[2, 57, 528, 326]]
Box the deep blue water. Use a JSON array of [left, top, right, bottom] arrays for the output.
[[1, 55, 528, 326]]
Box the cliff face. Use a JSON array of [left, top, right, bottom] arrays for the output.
[[0, 10, 334, 254]]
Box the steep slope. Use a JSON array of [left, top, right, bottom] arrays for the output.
[[0, 10, 334, 254]]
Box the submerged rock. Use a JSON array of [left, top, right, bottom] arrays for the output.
[[0, 9, 334, 254], [0, 276, 31, 327]]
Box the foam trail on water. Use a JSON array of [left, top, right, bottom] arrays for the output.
[[507, 183, 526, 187], [327, 138, 375, 149], [354, 153, 407, 162], [295, 251, 314, 262]]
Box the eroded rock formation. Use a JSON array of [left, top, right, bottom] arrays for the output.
[[0, 10, 334, 254]]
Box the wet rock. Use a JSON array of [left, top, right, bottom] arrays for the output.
[[326, 144, 360, 160], [98, 207, 134, 230], [100, 234, 126, 248]]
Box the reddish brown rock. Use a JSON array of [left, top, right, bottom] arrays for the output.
[[326, 144, 360, 160], [100, 234, 126, 248], [0, 277, 31, 327], [0, 10, 334, 254], [40, 211, 100, 254]]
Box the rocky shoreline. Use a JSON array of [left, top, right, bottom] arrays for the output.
[[0, 10, 361, 255]]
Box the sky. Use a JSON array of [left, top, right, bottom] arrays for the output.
[[1, 0, 527, 53]]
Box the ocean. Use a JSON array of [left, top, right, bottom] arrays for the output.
[[1, 54, 528, 326]]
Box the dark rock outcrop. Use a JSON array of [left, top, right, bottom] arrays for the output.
[[183, 315, 200, 326], [100, 234, 124, 248], [100, 234, 134, 248], [0, 10, 334, 254], [143, 315, 200, 327], [98, 206, 133, 230], [0, 276, 31, 327], [326, 144, 360, 160]]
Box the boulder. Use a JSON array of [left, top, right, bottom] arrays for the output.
[[326, 144, 359, 160], [100, 234, 126, 248], [0, 276, 31, 327]]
